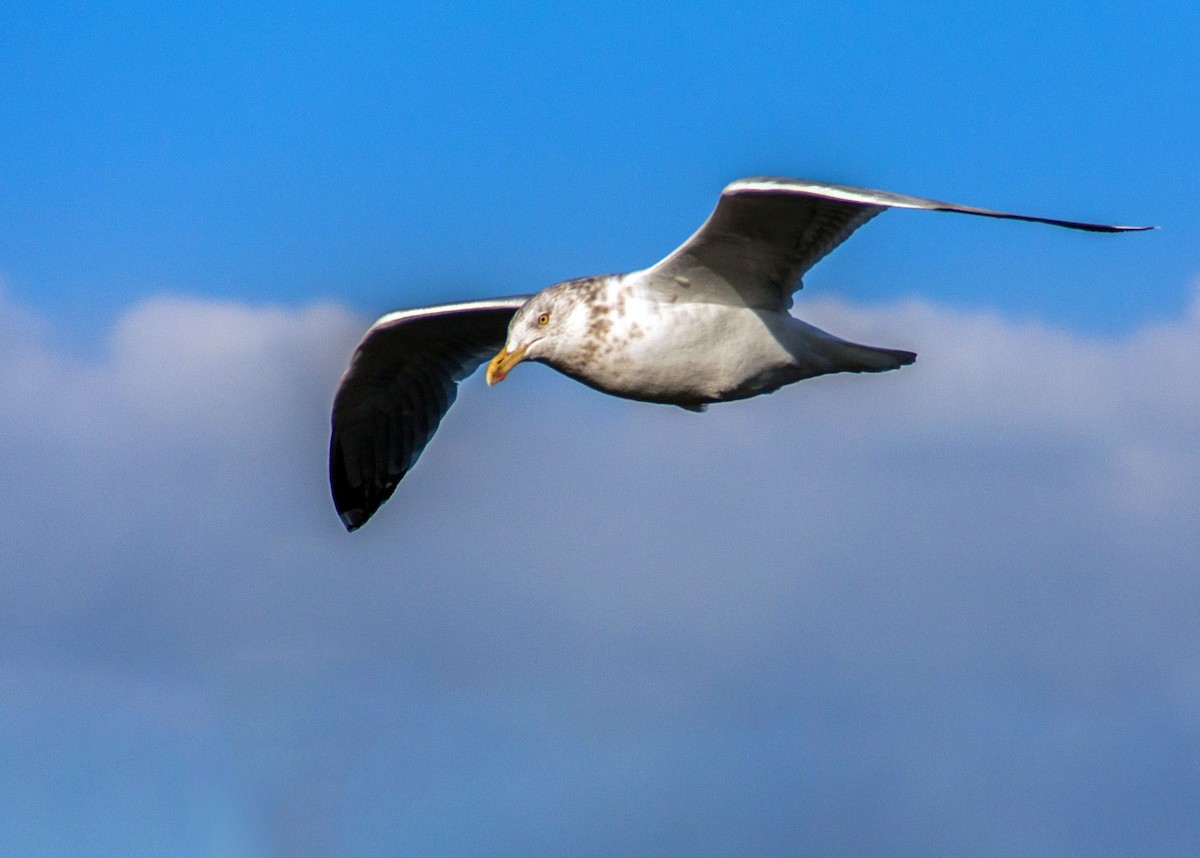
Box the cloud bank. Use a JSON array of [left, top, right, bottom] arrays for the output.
[[1, 286, 1198, 857]]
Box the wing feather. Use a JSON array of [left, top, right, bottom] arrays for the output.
[[644, 176, 1153, 311], [329, 295, 531, 531]]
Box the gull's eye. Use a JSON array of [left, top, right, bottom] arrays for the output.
[[537, 312, 550, 327]]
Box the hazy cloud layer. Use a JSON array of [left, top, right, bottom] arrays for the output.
[[2, 287, 1198, 857]]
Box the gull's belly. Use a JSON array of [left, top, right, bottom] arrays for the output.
[[569, 301, 798, 405]]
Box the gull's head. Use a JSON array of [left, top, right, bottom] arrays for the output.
[[486, 279, 599, 386]]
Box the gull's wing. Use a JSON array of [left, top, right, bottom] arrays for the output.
[[330, 295, 531, 531], [644, 176, 1154, 311]]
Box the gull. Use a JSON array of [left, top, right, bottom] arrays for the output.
[[330, 176, 1150, 530]]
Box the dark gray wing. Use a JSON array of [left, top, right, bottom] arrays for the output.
[[330, 295, 531, 531], [644, 176, 1154, 311]]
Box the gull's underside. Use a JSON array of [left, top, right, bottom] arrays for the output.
[[330, 176, 1151, 530]]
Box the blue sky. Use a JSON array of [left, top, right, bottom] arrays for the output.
[[3, 1, 1193, 333], [2, 3, 1199, 857]]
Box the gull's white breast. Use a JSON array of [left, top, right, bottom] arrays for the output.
[[560, 273, 801, 406]]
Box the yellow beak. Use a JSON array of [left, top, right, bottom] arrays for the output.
[[485, 344, 528, 386]]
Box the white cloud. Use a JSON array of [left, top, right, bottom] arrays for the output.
[[1, 286, 1198, 857]]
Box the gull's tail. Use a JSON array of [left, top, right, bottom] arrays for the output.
[[787, 320, 917, 377], [823, 339, 917, 373]]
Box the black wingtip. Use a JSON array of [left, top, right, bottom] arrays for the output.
[[329, 434, 397, 532], [1029, 217, 1157, 234], [1092, 224, 1158, 233]]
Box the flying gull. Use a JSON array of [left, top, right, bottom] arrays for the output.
[[330, 176, 1150, 530]]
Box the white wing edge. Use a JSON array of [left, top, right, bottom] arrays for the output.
[[367, 294, 533, 331], [724, 177, 1156, 233]]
